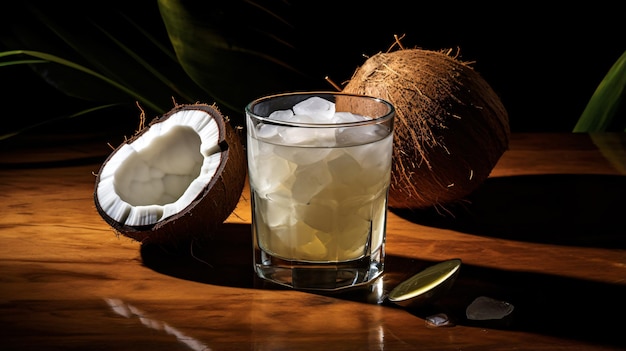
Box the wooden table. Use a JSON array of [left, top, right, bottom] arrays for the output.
[[1, 132, 624, 350]]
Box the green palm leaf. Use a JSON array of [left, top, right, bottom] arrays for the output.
[[573, 50, 626, 132], [0, 50, 163, 112], [0, 1, 208, 139], [157, 0, 320, 125]]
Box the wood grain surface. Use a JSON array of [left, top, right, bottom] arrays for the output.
[[0, 133, 624, 350]]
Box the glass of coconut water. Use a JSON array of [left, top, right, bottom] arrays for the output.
[[245, 92, 395, 291]]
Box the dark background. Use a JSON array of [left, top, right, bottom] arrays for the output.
[[1, 1, 624, 143], [300, 2, 625, 133]]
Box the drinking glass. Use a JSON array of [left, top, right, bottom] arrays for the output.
[[245, 92, 395, 291]]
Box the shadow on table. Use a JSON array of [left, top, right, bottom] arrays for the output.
[[140, 221, 625, 348], [389, 258, 626, 349], [140, 223, 255, 289], [390, 174, 626, 249]]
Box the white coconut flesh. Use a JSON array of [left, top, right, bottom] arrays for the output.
[[96, 109, 225, 227]]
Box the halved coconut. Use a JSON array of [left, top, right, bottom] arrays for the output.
[[93, 103, 246, 246]]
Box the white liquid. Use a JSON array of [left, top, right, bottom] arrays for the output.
[[248, 132, 393, 262]]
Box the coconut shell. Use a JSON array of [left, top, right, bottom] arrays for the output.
[[93, 103, 246, 246], [342, 48, 510, 209]]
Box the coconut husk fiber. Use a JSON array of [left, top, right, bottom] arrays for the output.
[[343, 46, 510, 210]]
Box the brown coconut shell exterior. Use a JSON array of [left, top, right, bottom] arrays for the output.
[[342, 48, 510, 209], [93, 103, 246, 246]]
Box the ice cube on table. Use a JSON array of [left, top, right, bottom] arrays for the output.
[[292, 96, 335, 121], [466, 296, 514, 320], [425, 313, 454, 328]]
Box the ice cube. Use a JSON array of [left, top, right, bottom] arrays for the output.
[[268, 109, 294, 121], [268, 220, 329, 261], [258, 98, 345, 146], [273, 110, 336, 145], [312, 127, 337, 145], [260, 224, 293, 258], [288, 114, 317, 123], [332, 112, 384, 146], [256, 123, 280, 139], [253, 109, 294, 140], [331, 111, 367, 123], [336, 124, 388, 146], [252, 158, 293, 195], [344, 133, 393, 170], [337, 193, 377, 214], [275, 123, 336, 146], [274, 145, 332, 165], [291, 161, 332, 203], [262, 192, 294, 229], [466, 296, 514, 320], [327, 151, 362, 185], [277, 125, 314, 144], [425, 313, 454, 328], [248, 141, 294, 194], [336, 213, 369, 260], [292, 96, 335, 121], [295, 201, 336, 233], [297, 231, 328, 261]]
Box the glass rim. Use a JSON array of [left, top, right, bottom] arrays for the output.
[[245, 91, 395, 128]]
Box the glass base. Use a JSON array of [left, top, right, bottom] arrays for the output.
[[254, 246, 384, 292]]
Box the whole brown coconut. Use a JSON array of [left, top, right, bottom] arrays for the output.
[[343, 47, 510, 209], [93, 103, 246, 246]]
